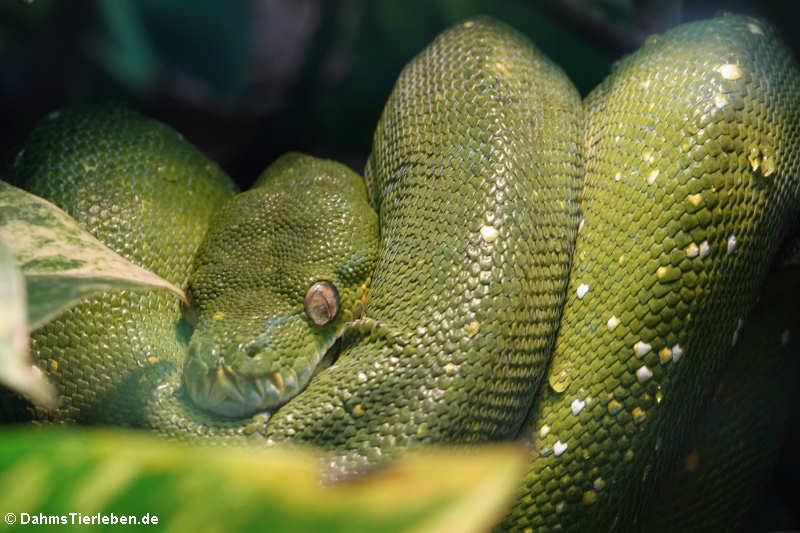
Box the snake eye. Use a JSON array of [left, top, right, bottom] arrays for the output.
[[304, 280, 339, 326]]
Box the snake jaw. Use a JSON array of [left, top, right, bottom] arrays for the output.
[[182, 322, 343, 418], [183, 340, 304, 418]]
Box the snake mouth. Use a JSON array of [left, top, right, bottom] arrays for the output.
[[183, 357, 299, 419], [182, 333, 341, 419]]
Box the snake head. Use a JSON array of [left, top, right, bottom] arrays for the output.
[[183, 153, 378, 418]]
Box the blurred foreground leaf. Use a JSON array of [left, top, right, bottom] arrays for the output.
[[0, 180, 186, 330], [0, 427, 527, 533], [0, 241, 56, 409]]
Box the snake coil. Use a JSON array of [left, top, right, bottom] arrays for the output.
[[5, 13, 800, 533]]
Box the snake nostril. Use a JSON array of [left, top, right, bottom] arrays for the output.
[[244, 344, 260, 358]]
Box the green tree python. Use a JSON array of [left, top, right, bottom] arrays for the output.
[[3, 13, 800, 532]]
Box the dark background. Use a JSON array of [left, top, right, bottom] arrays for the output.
[[3, 0, 800, 187], [2, 0, 799, 530]]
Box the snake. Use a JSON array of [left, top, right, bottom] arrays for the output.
[[3, 13, 800, 533]]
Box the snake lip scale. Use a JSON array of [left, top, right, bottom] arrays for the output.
[[182, 317, 345, 419]]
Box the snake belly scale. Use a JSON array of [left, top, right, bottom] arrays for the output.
[[4, 13, 800, 533]]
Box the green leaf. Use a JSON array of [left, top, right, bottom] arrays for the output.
[[0, 180, 186, 330], [0, 427, 526, 533], [0, 241, 57, 409]]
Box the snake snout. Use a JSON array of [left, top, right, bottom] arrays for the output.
[[183, 336, 307, 418]]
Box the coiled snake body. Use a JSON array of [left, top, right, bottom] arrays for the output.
[[5, 14, 800, 532]]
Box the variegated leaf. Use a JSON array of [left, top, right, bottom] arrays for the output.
[[0, 180, 186, 330]]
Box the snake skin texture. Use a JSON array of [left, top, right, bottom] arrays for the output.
[[648, 259, 800, 533], [503, 15, 800, 532], [3, 13, 800, 533], [5, 106, 236, 425], [259, 16, 583, 470]]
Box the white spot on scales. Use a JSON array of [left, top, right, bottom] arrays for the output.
[[671, 344, 684, 363], [636, 365, 653, 383], [717, 63, 743, 80], [727, 235, 737, 254], [576, 283, 589, 299], [634, 341, 652, 357], [480, 225, 498, 243], [571, 398, 586, 415], [553, 440, 568, 457]]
